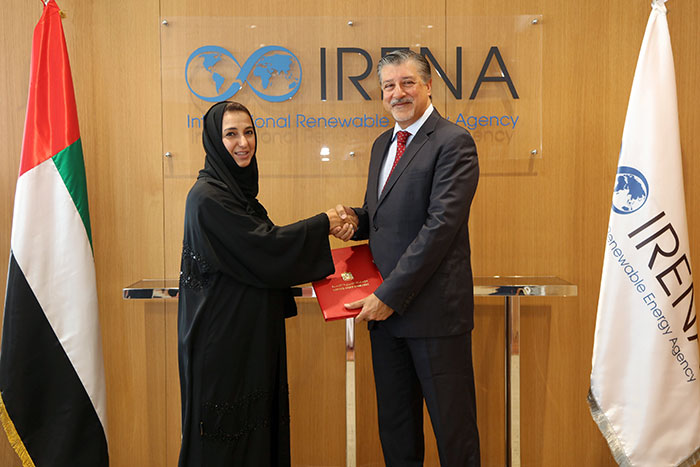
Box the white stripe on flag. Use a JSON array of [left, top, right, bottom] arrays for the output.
[[10, 158, 107, 434]]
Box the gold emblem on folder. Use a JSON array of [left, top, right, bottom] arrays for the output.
[[341, 272, 354, 281]]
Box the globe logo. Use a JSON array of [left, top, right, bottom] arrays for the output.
[[612, 166, 649, 215], [185, 45, 302, 103]]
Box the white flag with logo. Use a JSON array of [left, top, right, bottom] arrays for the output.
[[589, 1, 700, 466]]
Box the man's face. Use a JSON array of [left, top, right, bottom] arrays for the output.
[[380, 60, 432, 129]]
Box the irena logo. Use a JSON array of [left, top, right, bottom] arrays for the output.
[[185, 45, 302, 103], [612, 166, 649, 215]]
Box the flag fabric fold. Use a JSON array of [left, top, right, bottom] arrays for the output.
[[0, 1, 108, 465], [589, 1, 700, 466]]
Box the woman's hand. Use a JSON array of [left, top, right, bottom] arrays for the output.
[[326, 205, 358, 241]]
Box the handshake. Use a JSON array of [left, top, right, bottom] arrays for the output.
[[326, 204, 359, 242]]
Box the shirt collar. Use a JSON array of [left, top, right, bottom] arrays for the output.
[[392, 103, 434, 140]]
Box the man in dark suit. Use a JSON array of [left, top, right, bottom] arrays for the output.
[[335, 49, 480, 466]]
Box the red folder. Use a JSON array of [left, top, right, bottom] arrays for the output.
[[312, 244, 383, 321]]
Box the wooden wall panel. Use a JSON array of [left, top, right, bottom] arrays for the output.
[[57, 1, 167, 466], [671, 2, 700, 250], [2, 0, 700, 466], [0, 4, 42, 464]]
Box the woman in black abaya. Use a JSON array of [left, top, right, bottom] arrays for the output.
[[177, 101, 349, 466]]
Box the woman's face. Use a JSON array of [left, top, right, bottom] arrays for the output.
[[221, 111, 256, 168]]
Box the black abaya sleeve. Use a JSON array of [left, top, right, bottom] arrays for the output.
[[183, 179, 334, 289]]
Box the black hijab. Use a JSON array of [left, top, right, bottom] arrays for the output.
[[199, 101, 267, 218]]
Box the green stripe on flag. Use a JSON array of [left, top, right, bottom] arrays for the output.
[[52, 139, 93, 248]]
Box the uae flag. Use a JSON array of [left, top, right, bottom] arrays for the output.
[[589, 1, 700, 466], [0, 1, 109, 465]]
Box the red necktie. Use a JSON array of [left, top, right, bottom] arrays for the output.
[[383, 130, 410, 191]]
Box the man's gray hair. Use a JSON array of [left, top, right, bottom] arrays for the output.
[[377, 49, 431, 85]]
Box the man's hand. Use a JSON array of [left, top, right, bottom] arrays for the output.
[[330, 204, 359, 241], [345, 293, 394, 322]]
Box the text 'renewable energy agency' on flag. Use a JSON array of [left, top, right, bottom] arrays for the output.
[[589, 1, 700, 466], [0, 1, 109, 466]]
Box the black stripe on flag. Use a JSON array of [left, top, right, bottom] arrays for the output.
[[0, 253, 108, 466]]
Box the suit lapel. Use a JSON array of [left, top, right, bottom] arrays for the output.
[[377, 109, 439, 207], [367, 129, 393, 214]]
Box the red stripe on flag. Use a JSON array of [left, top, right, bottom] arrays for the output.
[[20, 0, 80, 176]]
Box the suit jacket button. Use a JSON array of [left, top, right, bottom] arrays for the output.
[[373, 225, 378, 231]]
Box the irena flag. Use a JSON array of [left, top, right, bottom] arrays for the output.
[[589, 1, 700, 466], [0, 1, 108, 465]]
